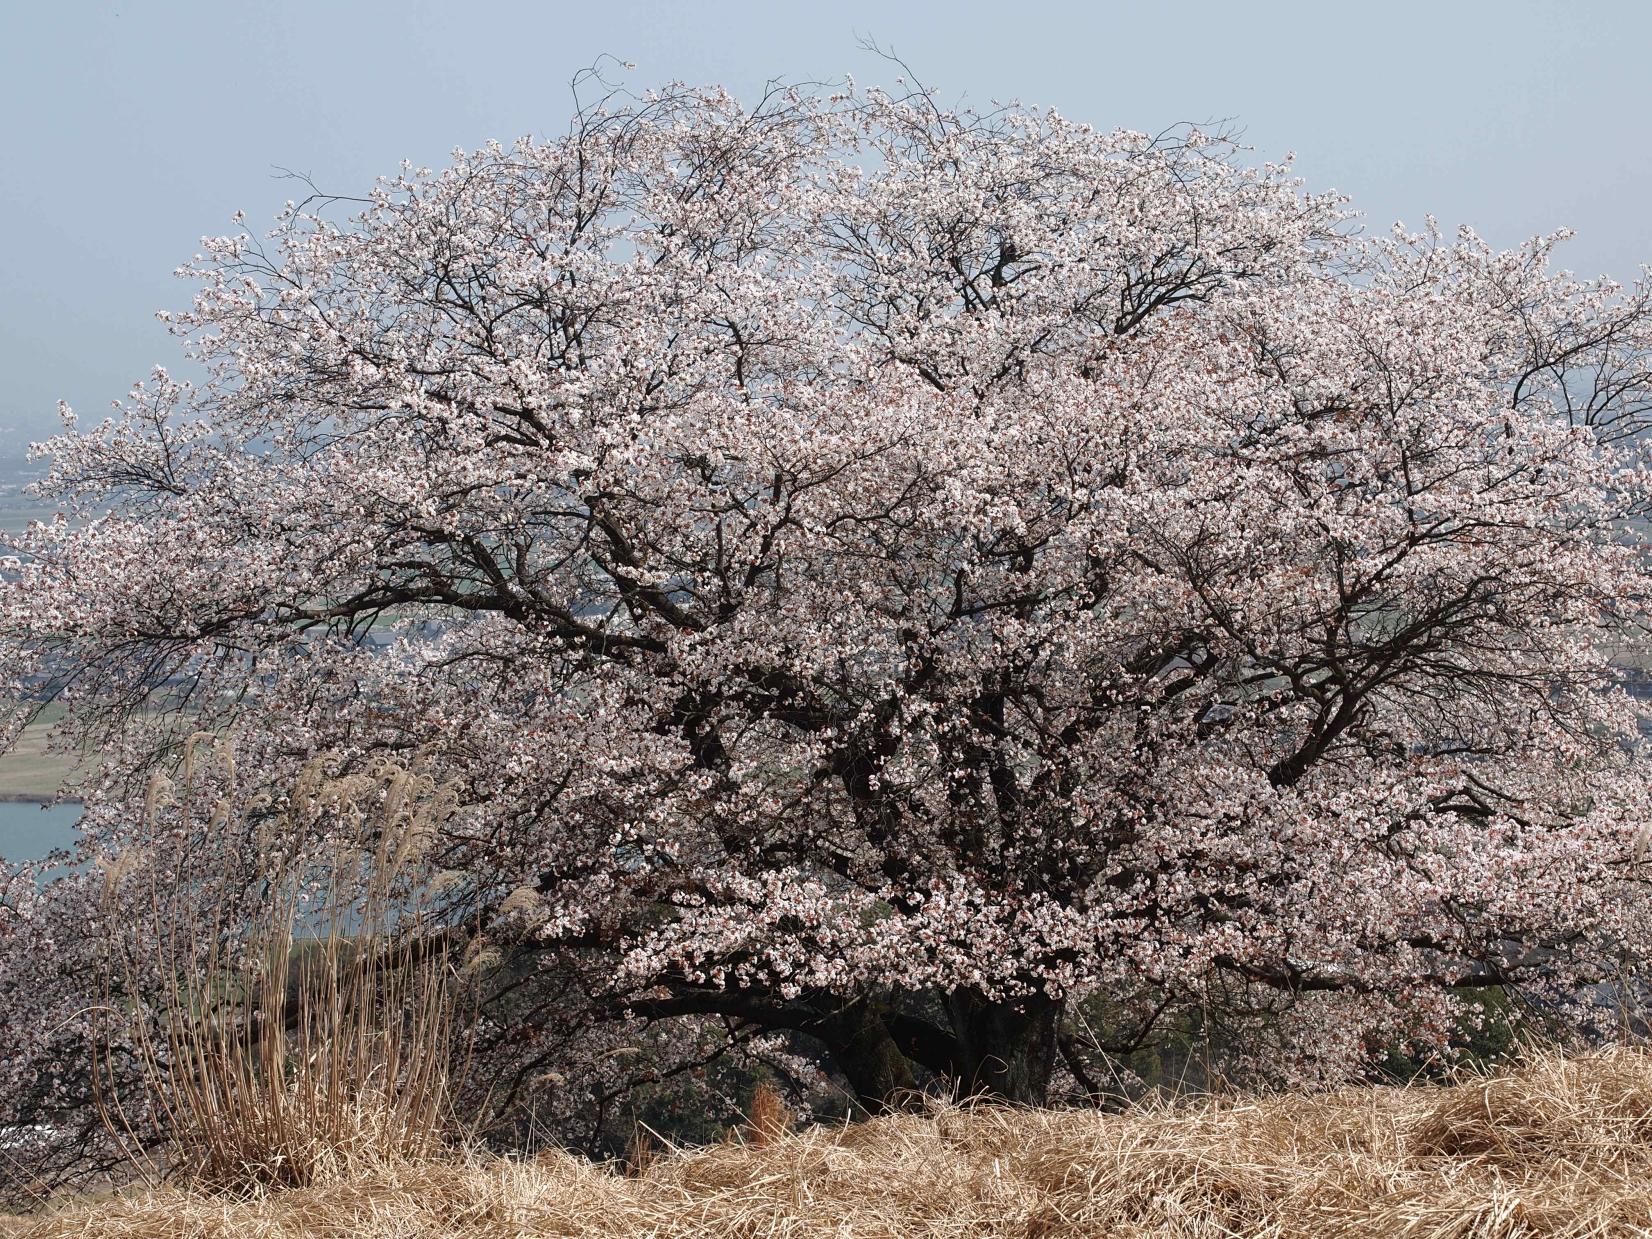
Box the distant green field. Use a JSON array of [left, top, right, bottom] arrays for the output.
[[0, 705, 83, 800]]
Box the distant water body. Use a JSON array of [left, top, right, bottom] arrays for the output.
[[0, 800, 82, 862]]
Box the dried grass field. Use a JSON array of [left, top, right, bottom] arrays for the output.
[[10, 1046, 1652, 1238]]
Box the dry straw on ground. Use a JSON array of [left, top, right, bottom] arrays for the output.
[[11, 1044, 1652, 1237]]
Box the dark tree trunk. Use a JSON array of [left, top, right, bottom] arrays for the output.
[[944, 988, 1061, 1105], [817, 1000, 923, 1114]]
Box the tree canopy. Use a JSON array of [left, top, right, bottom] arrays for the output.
[[6, 79, 1652, 1152]]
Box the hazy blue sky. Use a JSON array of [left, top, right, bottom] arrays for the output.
[[3, 0, 1649, 452]]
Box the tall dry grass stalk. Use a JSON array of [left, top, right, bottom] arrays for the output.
[[97, 747, 470, 1191], [741, 1082, 791, 1148]]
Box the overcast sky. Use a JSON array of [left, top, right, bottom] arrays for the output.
[[3, 0, 1648, 453]]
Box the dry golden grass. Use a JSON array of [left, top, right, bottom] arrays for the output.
[[12, 1045, 1652, 1237], [93, 752, 467, 1193]]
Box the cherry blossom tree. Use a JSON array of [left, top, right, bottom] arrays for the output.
[[7, 77, 1652, 1127]]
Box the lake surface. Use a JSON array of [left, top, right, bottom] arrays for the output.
[[0, 800, 83, 862]]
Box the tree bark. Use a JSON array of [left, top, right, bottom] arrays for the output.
[[817, 1000, 924, 1114], [944, 988, 1061, 1105]]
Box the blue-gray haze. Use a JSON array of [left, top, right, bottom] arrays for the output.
[[2, 1, 1650, 457]]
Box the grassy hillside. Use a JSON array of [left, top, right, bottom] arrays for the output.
[[9, 1046, 1652, 1238]]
